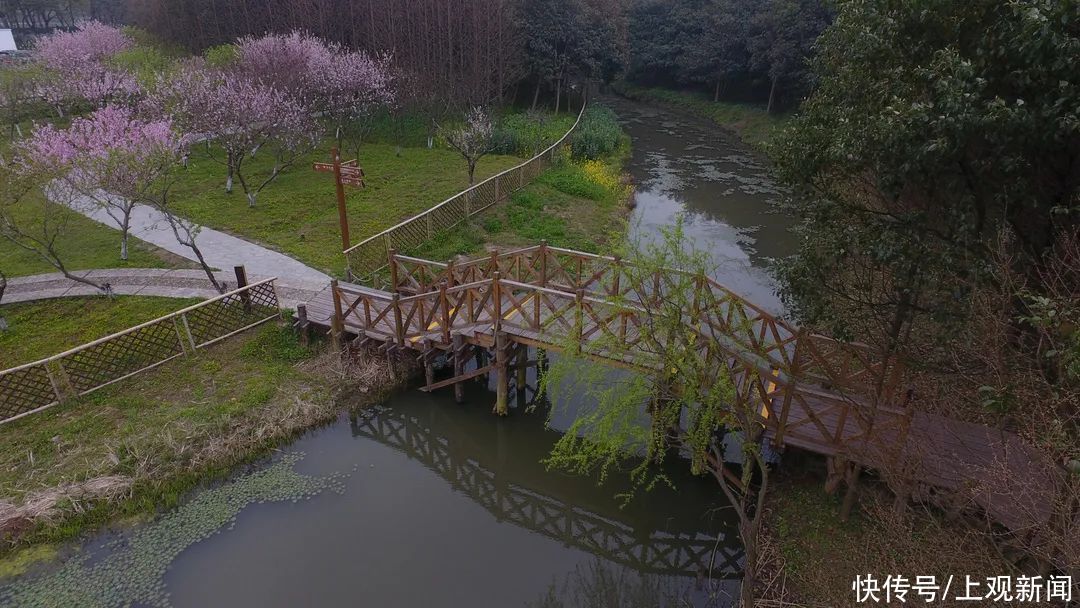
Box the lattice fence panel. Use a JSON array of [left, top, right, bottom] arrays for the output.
[[59, 319, 185, 393], [429, 200, 464, 234], [387, 219, 429, 253], [185, 282, 280, 347], [347, 239, 389, 278], [0, 364, 57, 421], [469, 179, 498, 215]]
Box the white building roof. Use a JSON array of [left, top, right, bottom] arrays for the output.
[[0, 29, 16, 52]]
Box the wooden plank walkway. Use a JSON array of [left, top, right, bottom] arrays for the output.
[[305, 244, 1059, 531]]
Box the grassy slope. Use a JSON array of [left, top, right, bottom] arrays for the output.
[[0, 322, 398, 559], [0, 198, 188, 278], [168, 144, 523, 276], [408, 138, 633, 261], [612, 81, 785, 151], [168, 109, 579, 277], [0, 296, 200, 367]]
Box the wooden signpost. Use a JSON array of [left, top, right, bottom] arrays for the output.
[[313, 147, 365, 252]]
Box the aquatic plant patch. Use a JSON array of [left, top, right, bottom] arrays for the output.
[[0, 453, 345, 607]]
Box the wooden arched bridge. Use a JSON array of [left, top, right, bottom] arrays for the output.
[[305, 243, 1058, 532]]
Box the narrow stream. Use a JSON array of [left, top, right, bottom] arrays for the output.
[[1, 99, 792, 607], [609, 97, 792, 314]]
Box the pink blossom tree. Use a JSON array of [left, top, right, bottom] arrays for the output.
[[151, 64, 319, 207], [18, 105, 183, 261], [234, 32, 395, 155], [13, 103, 227, 292], [33, 21, 140, 115]]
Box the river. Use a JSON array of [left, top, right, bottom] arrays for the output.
[[0, 98, 790, 608]]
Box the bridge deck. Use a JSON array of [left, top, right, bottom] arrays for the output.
[[303, 245, 1060, 532]]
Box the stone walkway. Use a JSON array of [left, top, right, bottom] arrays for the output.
[[65, 197, 332, 284], [4, 269, 334, 322]]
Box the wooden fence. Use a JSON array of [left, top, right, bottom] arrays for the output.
[[342, 102, 588, 280], [0, 278, 282, 425]]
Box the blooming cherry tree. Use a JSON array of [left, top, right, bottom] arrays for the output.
[[151, 64, 319, 207], [234, 32, 395, 154], [18, 105, 184, 261], [442, 107, 495, 185], [33, 21, 139, 114]]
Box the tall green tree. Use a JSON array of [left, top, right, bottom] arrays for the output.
[[521, 0, 581, 112], [747, 0, 832, 113], [676, 0, 753, 100], [772, 0, 1080, 519]]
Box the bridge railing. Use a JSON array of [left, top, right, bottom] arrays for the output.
[[0, 279, 282, 425], [383, 243, 905, 393], [335, 258, 911, 458], [343, 104, 588, 280]]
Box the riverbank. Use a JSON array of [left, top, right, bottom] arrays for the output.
[[610, 81, 785, 151], [760, 461, 1010, 607], [408, 123, 633, 259], [0, 323, 412, 565]]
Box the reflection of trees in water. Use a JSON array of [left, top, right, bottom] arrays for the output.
[[528, 559, 736, 608], [349, 407, 744, 579]]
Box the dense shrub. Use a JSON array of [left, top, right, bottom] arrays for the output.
[[570, 106, 621, 160]]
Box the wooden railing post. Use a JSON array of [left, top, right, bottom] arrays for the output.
[[611, 255, 621, 298], [446, 258, 456, 290], [492, 272, 503, 332], [234, 265, 251, 313], [440, 285, 451, 343], [574, 289, 584, 354], [392, 293, 405, 346], [539, 240, 549, 288], [388, 248, 399, 292], [330, 279, 344, 352], [296, 304, 310, 347], [773, 330, 805, 448]]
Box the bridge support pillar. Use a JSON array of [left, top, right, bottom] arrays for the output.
[[494, 333, 509, 416], [453, 334, 466, 404], [423, 341, 436, 388], [515, 344, 528, 389]]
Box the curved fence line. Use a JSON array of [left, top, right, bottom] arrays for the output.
[[0, 279, 282, 425], [343, 101, 588, 280]]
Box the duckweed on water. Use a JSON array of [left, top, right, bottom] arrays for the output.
[[0, 453, 346, 607]]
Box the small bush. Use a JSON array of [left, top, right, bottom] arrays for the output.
[[570, 106, 622, 160]]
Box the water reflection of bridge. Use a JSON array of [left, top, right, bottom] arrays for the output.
[[349, 406, 744, 579]]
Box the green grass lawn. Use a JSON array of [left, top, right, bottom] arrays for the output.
[[0, 196, 189, 278], [0, 296, 201, 367], [408, 140, 633, 261], [168, 143, 526, 275], [612, 81, 786, 151]]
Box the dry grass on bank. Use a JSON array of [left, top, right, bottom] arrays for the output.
[[0, 323, 410, 552], [761, 464, 1011, 608]]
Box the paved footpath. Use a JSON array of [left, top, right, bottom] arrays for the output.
[[3, 269, 335, 321], [67, 198, 332, 284]]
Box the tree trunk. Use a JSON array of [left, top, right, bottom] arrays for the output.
[[531, 80, 541, 111], [554, 76, 562, 115], [120, 233, 128, 261], [247, 192, 257, 208], [767, 76, 779, 115], [714, 79, 722, 103], [225, 153, 235, 194], [468, 161, 476, 185]]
